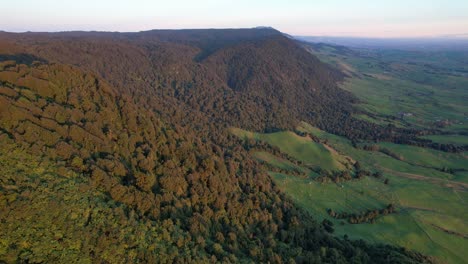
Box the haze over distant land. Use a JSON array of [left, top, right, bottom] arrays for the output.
[[1, 0, 468, 38], [296, 35, 468, 50]]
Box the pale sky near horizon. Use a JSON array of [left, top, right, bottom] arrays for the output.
[[1, 0, 468, 38]]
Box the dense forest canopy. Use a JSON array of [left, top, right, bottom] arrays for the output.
[[0, 28, 434, 263]]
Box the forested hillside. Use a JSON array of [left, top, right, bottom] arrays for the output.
[[1, 28, 424, 140], [0, 29, 433, 263]]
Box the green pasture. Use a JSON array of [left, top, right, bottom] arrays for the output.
[[233, 123, 468, 263]]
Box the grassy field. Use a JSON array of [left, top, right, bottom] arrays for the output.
[[253, 151, 307, 173], [376, 142, 468, 171], [232, 123, 468, 263], [230, 128, 352, 171], [422, 134, 468, 145], [307, 43, 468, 135], [271, 171, 467, 264]]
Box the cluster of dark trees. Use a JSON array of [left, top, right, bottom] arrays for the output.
[[315, 169, 374, 184], [294, 130, 321, 142], [356, 136, 468, 154], [0, 28, 434, 263], [316, 170, 356, 183], [314, 161, 376, 184], [327, 204, 396, 224], [419, 142, 468, 153]]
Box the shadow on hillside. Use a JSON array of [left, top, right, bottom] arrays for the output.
[[0, 53, 47, 65]]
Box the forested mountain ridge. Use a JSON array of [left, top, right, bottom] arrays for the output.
[[0, 29, 433, 263], [1, 28, 421, 139]]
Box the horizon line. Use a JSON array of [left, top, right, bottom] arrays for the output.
[[1, 27, 468, 40]]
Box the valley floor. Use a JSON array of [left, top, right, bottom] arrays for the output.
[[232, 123, 468, 263]]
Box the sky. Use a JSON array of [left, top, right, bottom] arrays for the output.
[[1, 0, 468, 38]]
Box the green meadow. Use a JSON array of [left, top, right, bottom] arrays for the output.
[[422, 134, 468, 145], [308, 43, 468, 135], [375, 142, 468, 171], [233, 124, 467, 263], [230, 128, 351, 171]]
